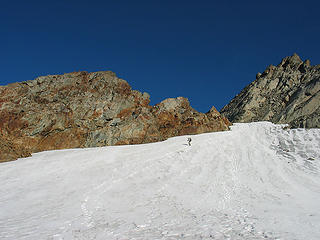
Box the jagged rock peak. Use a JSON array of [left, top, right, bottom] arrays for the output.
[[280, 53, 303, 66], [0, 71, 230, 162], [220, 54, 320, 128]]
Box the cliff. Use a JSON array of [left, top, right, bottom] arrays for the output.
[[221, 54, 320, 128], [0, 71, 230, 162]]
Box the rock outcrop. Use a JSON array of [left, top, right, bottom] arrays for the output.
[[0, 71, 230, 162], [220, 54, 320, 128]]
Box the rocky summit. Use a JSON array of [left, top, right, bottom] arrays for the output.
[[0, 71, 230, 162], [221, 54, 320, 128]]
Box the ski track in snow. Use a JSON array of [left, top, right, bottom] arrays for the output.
[[0, 122, 320, 240]]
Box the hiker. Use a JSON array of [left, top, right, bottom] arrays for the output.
[[187, 137, 192, 146]]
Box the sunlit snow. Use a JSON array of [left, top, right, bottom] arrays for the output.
[[1, 122, 320, 239]]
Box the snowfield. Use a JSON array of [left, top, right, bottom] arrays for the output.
[[1, 122, 320, 240]]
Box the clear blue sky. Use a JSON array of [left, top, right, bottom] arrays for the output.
[[1, 0, 319, 112]]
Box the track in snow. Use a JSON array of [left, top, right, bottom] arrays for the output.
[[0, 122, 320, 240]]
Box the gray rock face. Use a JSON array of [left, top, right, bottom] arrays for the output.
[[220, 54, 320, 128]]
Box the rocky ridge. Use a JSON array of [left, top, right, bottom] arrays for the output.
[[220, 54, 320, 128], [0, 71, 230, 162]]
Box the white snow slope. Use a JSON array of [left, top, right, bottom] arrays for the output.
[[1, 122, 320, 240]]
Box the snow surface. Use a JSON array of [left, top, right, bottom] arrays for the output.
[[1, 122, 320, 240]]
